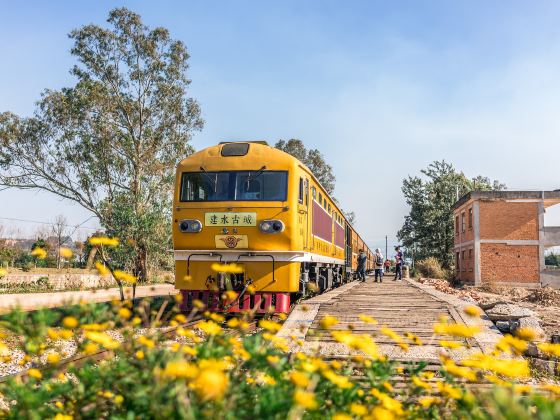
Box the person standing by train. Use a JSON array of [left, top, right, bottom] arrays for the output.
[[394, 246, 403, 281], [374, 248, 384, 282], [357, 249, 367, 282]]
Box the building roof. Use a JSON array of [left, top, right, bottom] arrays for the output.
[[453, 190, 560, 210]]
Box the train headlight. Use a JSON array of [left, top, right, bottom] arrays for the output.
[[179, 219, 202, 233], [259, 220, 285, 233]]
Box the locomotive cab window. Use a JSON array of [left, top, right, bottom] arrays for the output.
[[180, 170, 288, 202], [298, 177, 304, 204]]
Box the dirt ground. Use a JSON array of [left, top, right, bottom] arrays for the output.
[[413, 278, 560, 341]]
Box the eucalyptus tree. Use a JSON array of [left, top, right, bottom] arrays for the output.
[[0, 8, 203, 281]]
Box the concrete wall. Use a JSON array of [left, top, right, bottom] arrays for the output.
[[0, 273, 111, 290], [541, 269, 560, 288], [544, 226, 560, 248]]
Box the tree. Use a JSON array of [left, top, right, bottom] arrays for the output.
[[545, 253, 560, 267], [0, 8, 203, 281], [51, 215, 71, 269], [275, 139, 336, 195], [397, 160, 505, 269]]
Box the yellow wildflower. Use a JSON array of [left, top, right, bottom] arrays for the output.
[[537, 343, 560, 357], [267, 355, 280, 364], [59, 247, 73, 259], [0, 268, 6, 277], [210, 263, 243, 274], [278, 312, 288, 320], [113, 270, 137, 284], [62, 316, 79, 329], [85, 331, 120, 350], [259, 319, 282, 333], [293, 390, 318, 410], [31, 247, 47, 259], [135, 350, 145, 360], [257, 373, 277, 385], [290, 371, 309, 388], [440, 340, 463, 349], [371, 407, 395, 420], [320, 314, 339, 329], [95, 261, 110, 276], [118, 307, 132, 320], [46, 352, 61, 365], [53, 414, 73, 420], [333, 414, 352, 420], [541, 383, 560, 395], [382, 381, 394, 392], [222, 290, 238, 301], [197, 320, 222, 335], [370, 388, 404, 415], [114, 395, 124, 404], [411, 376, 431, 390], [84, 342, 99, 354], [404, 332, 423, 345], [515, 327, 537, 341], [436, 382, 462, 399], [463, 305, 482, 317], [359, 314, 378, 324], [163, 360, 199, 379], [193, 368, 229, 401], [323, 369, 352, 389], [89, 237, 119, 247], [81, 323, 107, 331], [495, 334, 528, 354], [137, 335, 155, 348], [461, 353, 530, 378], [443, 360, 477, 382], [350, 403, 367, 416], [433, 323, 480, 338], [55, 401, 64, 409], [246, 284, 256, 294], [226, 318, 240, 328], [209, 313, 225, 323], [47, 328, 60, 340], [28, 368, 42, 380]]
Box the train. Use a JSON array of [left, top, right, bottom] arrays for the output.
[[172, 141, 373, 313]]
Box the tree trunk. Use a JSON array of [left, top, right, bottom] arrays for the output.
[[135, 244, 148, 283]]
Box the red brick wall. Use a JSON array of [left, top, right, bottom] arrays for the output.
[[479, 201, 538, 240], [480, 243, 539, 283]]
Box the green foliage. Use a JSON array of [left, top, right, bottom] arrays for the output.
[[0, 300, 559, 418], [545, 253, 560, 267], [398, 161, 505, 269], [275, 139, 336, 195], [416, 257, 447, 279], [0, 8, 203, 281]]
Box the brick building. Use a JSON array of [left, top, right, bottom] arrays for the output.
[[453, 191, 560, 288]]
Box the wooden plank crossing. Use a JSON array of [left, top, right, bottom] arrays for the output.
[[305, 278, 470, 350]]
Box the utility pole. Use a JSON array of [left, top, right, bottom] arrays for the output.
[[385, 235, 388, 259]]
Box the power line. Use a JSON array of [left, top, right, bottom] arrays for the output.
[[0, 216, 99, 231]]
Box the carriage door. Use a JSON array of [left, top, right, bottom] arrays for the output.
[[297, 177, 309, 249]]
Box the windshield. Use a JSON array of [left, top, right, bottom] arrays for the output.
[[180, 170, 288, 202]]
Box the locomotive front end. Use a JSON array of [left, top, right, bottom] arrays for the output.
[[173, 142, 300, 313]]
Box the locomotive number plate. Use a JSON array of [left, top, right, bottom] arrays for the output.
[[215, 235, 248, 249], [205, 212, 257, 226]]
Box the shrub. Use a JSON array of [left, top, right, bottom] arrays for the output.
[[0, 296, 559, 418], [416, 257, 447, 279]]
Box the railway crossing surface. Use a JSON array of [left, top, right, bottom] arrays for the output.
[[279, 276, 502, 362]]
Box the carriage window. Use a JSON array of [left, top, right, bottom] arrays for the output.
[[305, 179, 309, 206], [328, 203, 331, 213], [318, 192, 322, 204], [180, 170, 288, 202], [298, 177, 304, 204], [311, 186, 316, 200]]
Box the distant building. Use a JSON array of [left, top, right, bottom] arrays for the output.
[[453, 191, 560, 288]]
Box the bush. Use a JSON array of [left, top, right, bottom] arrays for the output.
[[0, 298, 559, 418], [416, 257, 447, 279]]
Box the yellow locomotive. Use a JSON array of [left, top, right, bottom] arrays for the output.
[[173, 141, 372, 313]]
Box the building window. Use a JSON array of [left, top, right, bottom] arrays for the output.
[[468, 208, 473, 229], [456, 252, 460, 272], [298, 177, 304, 204], [461, 250, 466, 270], [461, 212, 466, 233], [455, 216, 459, 235]]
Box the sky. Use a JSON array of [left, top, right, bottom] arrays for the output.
[[1, 0, 560, 251]]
